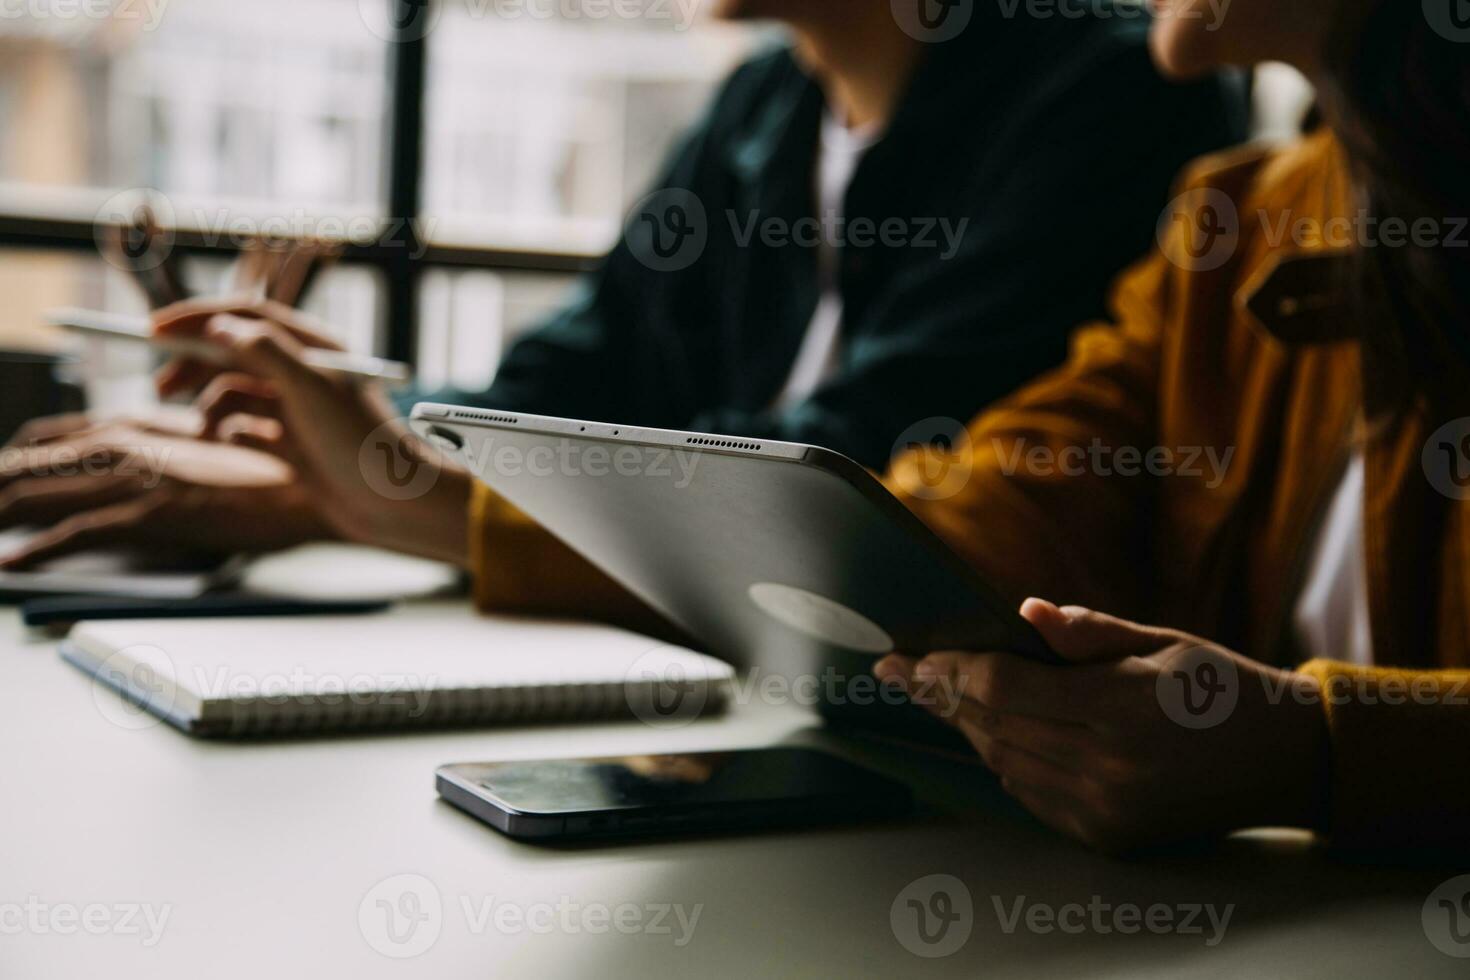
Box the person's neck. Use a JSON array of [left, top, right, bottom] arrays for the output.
[[790, 15, 924, 132]]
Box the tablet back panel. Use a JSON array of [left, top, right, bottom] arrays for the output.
[[412, 406, 1052, 743]]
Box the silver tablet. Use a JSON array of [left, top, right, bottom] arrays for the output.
[[410, 404, 1056, 742]]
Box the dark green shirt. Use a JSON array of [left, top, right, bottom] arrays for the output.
[[419, 8, 1245, 469]]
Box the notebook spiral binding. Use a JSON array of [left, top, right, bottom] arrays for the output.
[[214, 678, 727, 737]]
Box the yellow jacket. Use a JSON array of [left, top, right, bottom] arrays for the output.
[[468, 131, 1470, 854]]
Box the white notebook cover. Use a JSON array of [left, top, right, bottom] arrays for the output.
[[60, 606, 733, 736]]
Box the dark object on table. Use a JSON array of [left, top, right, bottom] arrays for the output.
[[0, 350, 85, 445], [22, 593, 393, 631]]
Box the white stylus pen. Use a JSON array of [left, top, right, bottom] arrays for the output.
[[46, 307, 413, 386]]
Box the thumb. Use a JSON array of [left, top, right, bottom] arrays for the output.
[[1020, 598, 1189, 664]]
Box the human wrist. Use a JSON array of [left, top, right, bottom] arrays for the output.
[[1250, 668, 1331, 832], [346, 467, 473, 568], [278, 484, 342, 546]]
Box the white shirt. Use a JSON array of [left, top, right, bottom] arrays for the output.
[[1292, 454, 1374, 665], [769, 111, 881, 412]]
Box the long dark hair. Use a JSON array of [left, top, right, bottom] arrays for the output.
[[1322, 0, 1470, 417]]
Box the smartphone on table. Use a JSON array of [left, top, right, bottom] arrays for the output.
[[437, 747, 912, 842]]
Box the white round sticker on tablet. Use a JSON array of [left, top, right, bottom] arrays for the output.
[[747, 583, 894, 654]]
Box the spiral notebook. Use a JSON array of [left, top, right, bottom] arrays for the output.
[[60, 607, 732, 737]]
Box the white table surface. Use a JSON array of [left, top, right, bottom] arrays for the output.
[[3, 599, 1466, 979]]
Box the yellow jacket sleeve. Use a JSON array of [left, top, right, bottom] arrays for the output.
[[467, 481, 679, 639], [885, 245, 1169, 619], [1297, 660, 1470, 855]]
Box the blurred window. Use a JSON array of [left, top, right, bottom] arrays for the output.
[[423, 0, 755, 255], [0, 0, 760, 403], [0, 0, 388, 220]]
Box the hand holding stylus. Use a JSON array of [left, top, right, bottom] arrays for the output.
[[48, 305, 411, 387], [146, 298, 409, 393], [151, 298, 475, 568]]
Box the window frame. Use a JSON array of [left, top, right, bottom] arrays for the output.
[[0, 0, 600, 365]]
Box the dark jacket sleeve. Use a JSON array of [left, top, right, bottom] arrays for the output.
[[407, 38, 1242, 472], [397, 53, 777, 421], [691, 44, 1244, 466]]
